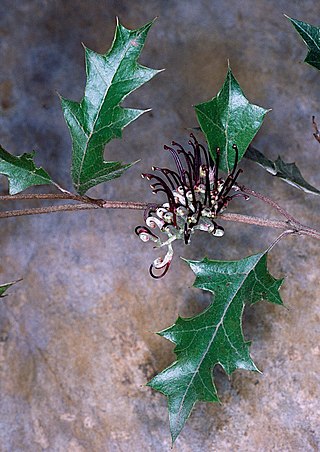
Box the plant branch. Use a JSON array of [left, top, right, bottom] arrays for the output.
[[0, 193, 83, 202], [0, 193, 148, 209], [220, 212, 288, 229], [0, 204, 99, 218], [0, 200, 148, 219], [239, 185, 320, 240], [102, 200, 148, 210], [240, 185, 298, 224], [220, 212, 320, 240], [0, 189, 319, 240]]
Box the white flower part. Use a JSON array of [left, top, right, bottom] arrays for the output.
[[146, 216, 165, 230], [163, 212, 174, 223], [186, 191, 193, 201], [139, 232, 150, 242], [202, 207, 212, 217], [176, 206, 188, 217], [163, 224, 175, 234], [209, 167, 215, 184], [153, 257, 163, 267], [213, 227, 224, 237], [177, 186, 185, 196], [172, 190, 186, 205], [196, 184, 206, 194], [153, 244, 174, 269], [156, 207, 167, 219], [217, 180, 224, 192], [188, 202, 196, 213], [196, 223, 210, 232], [199, 165, 206, 178], [160, 234, 179, 247], [211, 204, 218, 214]]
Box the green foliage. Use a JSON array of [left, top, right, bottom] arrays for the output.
[[287, 16, 320, 70], [0, 13, 318, 446], [0, 146, 52, 195], [245, 146, 320, 195], [148, 252, 283, 442], [0, 280, 20, 297], [61, 18, 161, 195], [195, 67, 269, 173]]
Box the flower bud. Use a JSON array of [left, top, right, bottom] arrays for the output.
[[212, 226, 224, 237]]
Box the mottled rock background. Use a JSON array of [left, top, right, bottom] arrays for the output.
[[0, 1, 319, 451]]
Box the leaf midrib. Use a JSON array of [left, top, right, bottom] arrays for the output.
[[175, 257, 259, 423], [294, 20, 320, 52], [0, 152, 51, 183], [76, 28, 143, 189], [224, 71, 232, 172]]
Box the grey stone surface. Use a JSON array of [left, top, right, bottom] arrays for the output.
[[0, 1, 319, 450]]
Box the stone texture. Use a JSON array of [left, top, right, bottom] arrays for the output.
[[0, 1, 319, 450]]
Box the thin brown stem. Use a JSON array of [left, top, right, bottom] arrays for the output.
[[0, 204, 99, 218], [220, 212, 320, 240], [239, 185, 320, 240], [219, 212, 288, 229], [0, 192, 147, 209], [240, 185, 298, 224], [102, 201, 148, 210], [0, 193, 83, 202], [0, 191, 319, 242], [0, 200, 148, 219]]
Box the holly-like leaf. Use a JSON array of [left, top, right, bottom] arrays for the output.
[[0, 279, 20, 297], [245, 146, 320, 196], [148, 252, 283, 443], [61, 19, 162, 195], [287, 16, 320, 70], [0, 146, 52, 195], [195, 67, 269, 173]]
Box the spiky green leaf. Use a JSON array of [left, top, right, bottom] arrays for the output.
[[287, 16, 320, 70], [61, 18, 162, 195], [148, 252, 283, 443], [0, 146, 52, 195], [195, 67, 269, 173], [245, 146, 320, 196], [0, 279, 20, 297]]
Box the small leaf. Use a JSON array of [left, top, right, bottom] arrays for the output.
[[0, 146, 52, 195], [61, 18, 162, 195], [0, 279, 21, 297], [148, 252, 283, 443], [287, 16, 320, 70], [195, 67, 269, 173], [245, 146, 320, 196]]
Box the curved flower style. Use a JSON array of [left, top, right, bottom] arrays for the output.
[[135, 134, 248, 278]]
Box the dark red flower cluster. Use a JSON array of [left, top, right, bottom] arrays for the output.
[[136, 134, 247, 278]]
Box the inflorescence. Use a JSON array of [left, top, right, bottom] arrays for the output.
[[135, 134, 248, 278]]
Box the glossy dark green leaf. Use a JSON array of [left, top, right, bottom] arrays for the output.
[[0, 279, 20, 297], [148, 252, 283, 443], [287, 16, 320, 70], [246, 146, 320, 196], [195, 67, 269, 173], [61, 19, 162, 195], [0, 146, 52, 195]]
